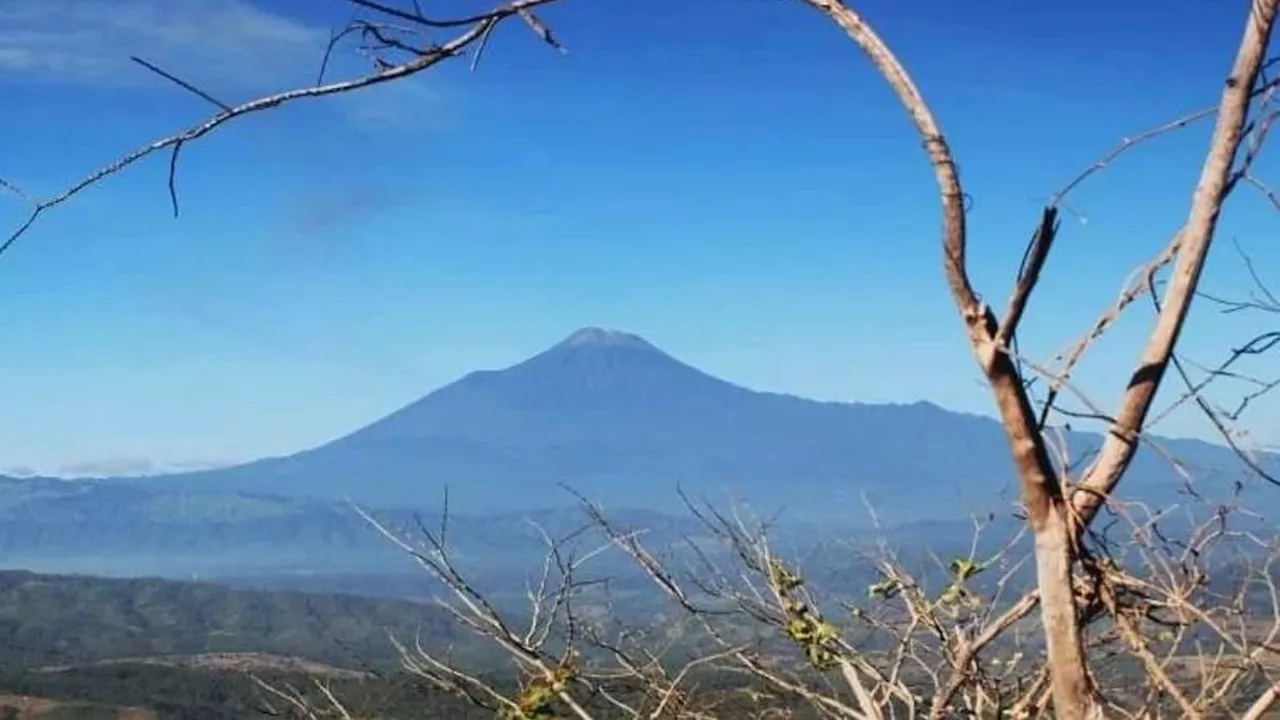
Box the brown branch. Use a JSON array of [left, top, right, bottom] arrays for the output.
[[929, 590, 1041, 719], [1050, 71, 1280, 210], [1052, 108, 1218, 208], [1244, 172, 1280, 212], [997, 208, 1060, 350], [130, 56, 233, 111], [1074, 0, 1280, 527], [167, 141, 184, 218], [1039, 232, 1182, 429], [355, 22, 433, 58], [1038, 76, 1280, 433], [1241, 684, 1280, 720], [798, 2, 1095, 715], [1157, 333, 1280, 487], [347, 0, 518, 28], [0, 0, 564, 261], [0, 177, 33, 204]]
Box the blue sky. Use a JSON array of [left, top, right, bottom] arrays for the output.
[[0, 0, 1276, 475]]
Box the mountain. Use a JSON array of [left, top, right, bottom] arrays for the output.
[[109, 327, 1276, 523], [1, 326, 1274, 587]]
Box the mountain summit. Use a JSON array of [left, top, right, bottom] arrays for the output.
[[468, 327, 738, 410], [127, 329, 1265, 520], [558, 327, 658, 350]]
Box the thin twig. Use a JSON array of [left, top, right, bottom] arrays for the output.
[[130, 56, 233, 111], [0, 0, 563, 261]]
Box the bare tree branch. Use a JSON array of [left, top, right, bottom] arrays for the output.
[[0, 0, 566, 261], [1073, 0, 1280, 527]]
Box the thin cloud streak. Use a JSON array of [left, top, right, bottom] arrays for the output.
[[55, 456, 237, 478], [0, 0, 328, 90], [289, 185, 403, 236], [0, 0, 453, 131]]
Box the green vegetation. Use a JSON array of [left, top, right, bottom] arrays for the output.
[[0, 664, 477, 719], [0, 570, 499, 717], [0, 553, 1274, 718], [0, 570, 457, 671], [0, 569, 819, 718]]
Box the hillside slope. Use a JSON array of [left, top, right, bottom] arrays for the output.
[[0, 570, 451, 671]]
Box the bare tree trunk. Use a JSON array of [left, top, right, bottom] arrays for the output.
[[799, 1, 1280, 718], [1072, 0, 1280, 527], [1031, 503, 1096, 719], [792, 2, 1099, 715]]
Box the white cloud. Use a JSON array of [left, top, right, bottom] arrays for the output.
[[57, 456, 161, 477], [0, 0, 456, 129], [0, 0, 328, 89], [54, 456, 237, 478]]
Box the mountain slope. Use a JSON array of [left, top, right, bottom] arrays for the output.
[[119, 328, 1275, 522]]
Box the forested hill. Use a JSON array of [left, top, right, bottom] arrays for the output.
[[0, 570, 453, 671]]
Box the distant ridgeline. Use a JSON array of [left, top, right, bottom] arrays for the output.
[[2, 328, 1274, 587]]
